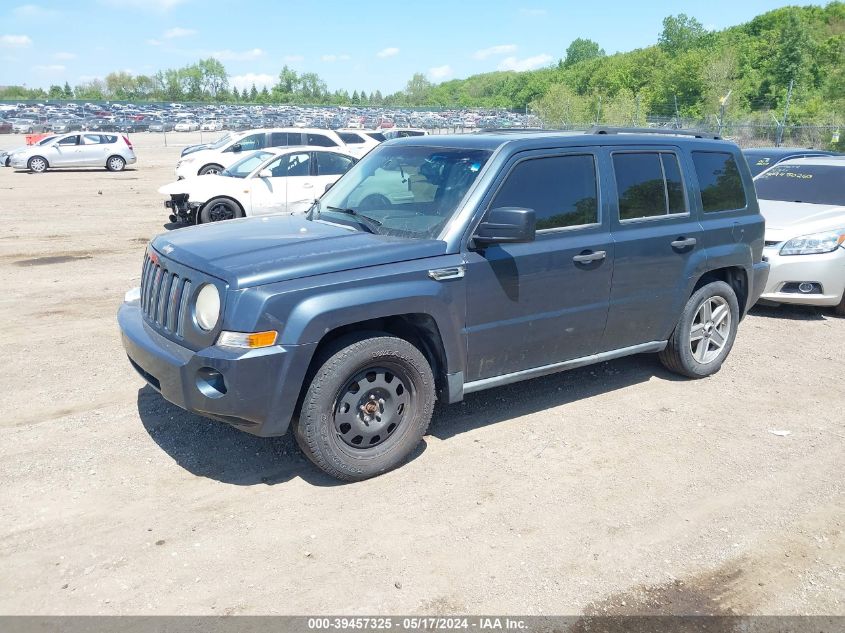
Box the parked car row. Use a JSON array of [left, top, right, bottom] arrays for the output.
[[0, 101, 541, 137]]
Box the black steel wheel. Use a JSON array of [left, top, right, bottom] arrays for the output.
[[294, 335, 434, 481]]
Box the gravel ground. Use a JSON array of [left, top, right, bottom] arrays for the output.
[[0, 132, 842, 616]]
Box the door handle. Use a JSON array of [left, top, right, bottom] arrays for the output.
[[572, 250, 607, 263], [671, 237, 697, 249], [302, 182, 313, 188]]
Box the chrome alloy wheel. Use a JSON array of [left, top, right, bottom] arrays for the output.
[[689, 296, 731, 364]]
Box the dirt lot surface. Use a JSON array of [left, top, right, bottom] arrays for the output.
[[0, 132, 843, 616]]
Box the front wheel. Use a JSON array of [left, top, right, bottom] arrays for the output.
[[294, 335, 435, 481], [198, 163, 223, 176], [834, 293, 845, 317], [199, 197, 243, 223], [28, 156, 48, 173], [106, 155, 126, 172], [659, 281, 740, 378]]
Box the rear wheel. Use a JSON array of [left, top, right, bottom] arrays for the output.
[[106, 155, 126, 172], [294, 335, 435, 481], [27, 156, 48, 173], [199, 197, 243, 223], [198, 163, 224, 176], [659, 281, 740, 378]]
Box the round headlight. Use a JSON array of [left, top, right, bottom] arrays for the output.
[[195, 283, 220, 331]]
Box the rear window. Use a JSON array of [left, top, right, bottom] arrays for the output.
[[692, 152, 746, 212], [754, 164, 845, 206]]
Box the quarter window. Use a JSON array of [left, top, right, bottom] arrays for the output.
[[692, 152, 746, 212], [338, 132, 364, 144], [613, 152, 688, 221], [491, 155, 599, 231]]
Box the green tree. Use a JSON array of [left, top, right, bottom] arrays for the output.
[[659, 14, 707, 55], [563, 38, 605, 67], [62, 81, 73, 99], [48, 84, 64, 99], [404, 72, 433, 106], [197, 57, 228, 98], [249, 83, 258, 101]]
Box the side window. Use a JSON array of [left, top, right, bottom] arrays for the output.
[[306, 133, 338, 147], [269, 132, 288, 147], [692, 151, 746, 213], [104, 135, 118, 144], [338, 132, 363, 144], [231, 133, 265, 152], [315, 152, 355, 176], [284, 152, 312, 177], [57, 135, 79, 146], [491, 154, 599, 231], [286, 132, 302, 145], [83, 134, 103, 145], [613, 152, 688, 221]]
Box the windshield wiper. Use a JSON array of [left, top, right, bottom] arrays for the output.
[[324, 205, 382, 234]]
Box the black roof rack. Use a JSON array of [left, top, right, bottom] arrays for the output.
[[588, 126, 722, 140]]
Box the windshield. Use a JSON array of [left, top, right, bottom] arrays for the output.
[[207, 133, 233, 150], [754, 164, 845, 205], [221, 150, 274, 178], [317, 145, 492, 238]]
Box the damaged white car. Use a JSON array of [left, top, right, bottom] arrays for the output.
[[160, 147, 358, 224]]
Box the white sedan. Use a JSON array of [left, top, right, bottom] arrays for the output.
[[755, 157, 845, 315], [159, 146, 358, 224]]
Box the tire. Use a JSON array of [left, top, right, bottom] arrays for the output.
[[294, 335, 435, 482], [106, 155, 126, 172], [198, 163, 224, 176], [199, 197, 243, 223], [834, 293, 845, 317], [359, 193, 391, 211], [659, 281, 740, 379], [27, 156, 48, 173]]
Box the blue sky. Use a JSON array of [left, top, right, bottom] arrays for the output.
[[0, 0, 811, 94]]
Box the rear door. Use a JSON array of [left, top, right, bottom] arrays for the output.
[[464, 148, 615, 381], [601, 147, 705, 351], [79, 134, 110, 166]]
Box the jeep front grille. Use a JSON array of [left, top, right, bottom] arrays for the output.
[[140, 252, 192, 336]]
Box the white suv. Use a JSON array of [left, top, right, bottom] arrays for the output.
[[174, 127, 356, 179]]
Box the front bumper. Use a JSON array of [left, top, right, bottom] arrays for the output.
[[118, 299, 316, 437], [760, 245, 845, 307]]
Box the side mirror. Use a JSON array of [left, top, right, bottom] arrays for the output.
[[324, 182, 334, 193], [231, 143, 242, 152], [258, 169, 272, 179], [473, 207, 536, 246]]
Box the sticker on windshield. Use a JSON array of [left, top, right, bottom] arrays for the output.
[[758, 168, 813, 180]]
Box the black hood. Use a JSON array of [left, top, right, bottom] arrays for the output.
[[151, 215, 447, 289]]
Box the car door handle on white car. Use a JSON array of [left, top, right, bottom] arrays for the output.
[[302, 182, 314, 189]]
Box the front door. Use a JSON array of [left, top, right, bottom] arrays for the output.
[[601, 148, 704, 351], [250, 151, 314, 215], [464, 150, 614, 382], [49, 134, 83, 167]]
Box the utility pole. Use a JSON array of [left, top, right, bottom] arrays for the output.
[[674, 95, 680, 129], [595, 96, 602, 125], [718, 90, 732, 137], [776, 79, 794, 147]]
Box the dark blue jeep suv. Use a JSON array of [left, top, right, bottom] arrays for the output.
[[119, 128, 770, 481]]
